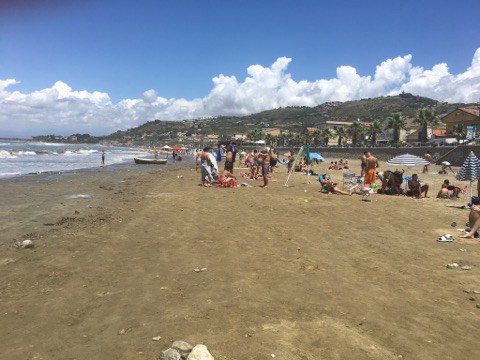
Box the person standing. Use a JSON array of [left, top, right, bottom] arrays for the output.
[[200, 147, 213, 187], [364, 151, 379, 185], [360, 152, 367, 177], [287, 149, 295, 173], [216, 144, 223, 163], [101, 150, 106, 165], [423, 151, 432, 173], [224, 145, 234, 173], [257, 149, 270, 188]]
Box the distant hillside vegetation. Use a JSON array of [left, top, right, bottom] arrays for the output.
[[105, 93, 477, 142]]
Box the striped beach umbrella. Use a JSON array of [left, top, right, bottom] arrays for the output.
[[387, 153, 430, 191], [387, 153, 430, 167], [455, 151, 480, 198]]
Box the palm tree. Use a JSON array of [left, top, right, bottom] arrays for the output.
[[368, 120, 383, 146], [348, 122, 365, 146], [453, 124, 466, 143], [311, 130, 322, 146], [321, 128, 333, 147], [246, 129, 262, 142], [385, 113, 407, 144], [414, 108, 440, 143], [264, 134, 275, 147], [334, 127, 347, 146]]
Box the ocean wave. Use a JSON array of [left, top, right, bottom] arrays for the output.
[[15, 151, 37, 155], [78, 149, 99, 154], [0, 150, 17, 158]]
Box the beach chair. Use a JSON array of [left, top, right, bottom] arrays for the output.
[[342, 173, 359, 190], [318, 174, 329, 192]]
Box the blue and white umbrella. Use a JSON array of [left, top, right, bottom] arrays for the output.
[[309, 152, 325, 161], [455, 151, 480, 198], [387, 154, 430, 190], [387, 153, 430, 167]]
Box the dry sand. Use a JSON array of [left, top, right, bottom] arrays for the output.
[[1, 158, 479, 360]]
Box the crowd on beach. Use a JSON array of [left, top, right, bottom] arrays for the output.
[[195, 144, 480, 238]]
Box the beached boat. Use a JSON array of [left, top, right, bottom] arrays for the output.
[[134, 157, 168, 165]]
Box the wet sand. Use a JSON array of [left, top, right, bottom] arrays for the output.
[[1, 159, 479, 359]]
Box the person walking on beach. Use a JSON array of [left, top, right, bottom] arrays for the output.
[[423, 151, 432, 173], [101, 150, 106, 165], [257, 149, 270, 188], [364, 151, 379, 185]]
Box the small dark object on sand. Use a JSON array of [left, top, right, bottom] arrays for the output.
[[451, 222, 457, 227]]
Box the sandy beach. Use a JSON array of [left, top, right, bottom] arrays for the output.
[[1, 158, 479, 360]]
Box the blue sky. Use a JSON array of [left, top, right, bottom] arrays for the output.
[[0, 0, 479, 136]]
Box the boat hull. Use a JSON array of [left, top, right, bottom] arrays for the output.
[[134, 158, 168, 165]]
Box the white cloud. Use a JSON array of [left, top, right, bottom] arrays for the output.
[[1, 49, 479, 137]]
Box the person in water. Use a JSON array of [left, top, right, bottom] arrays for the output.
[[101, 150, 106, 165]]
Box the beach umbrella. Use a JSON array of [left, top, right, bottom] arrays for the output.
[[387, 153, 430, 190], [162, 145, 171, 150], [387, 153, 430, 167], [309, 152, 325, 161], [171, 147, 182, 151], [455, 151, 480, 198]]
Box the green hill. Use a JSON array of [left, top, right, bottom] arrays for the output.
[[105, 93, 477, 144]]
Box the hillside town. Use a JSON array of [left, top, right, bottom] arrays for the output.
[[32, 105, 480, 149]]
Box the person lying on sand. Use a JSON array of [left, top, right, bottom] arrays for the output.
[[220, 169, 237, 187], [321, 174, 353, 195], [437, 184, 451, 199], [407, 174, 429, 198], [460, 198, 480, 238]]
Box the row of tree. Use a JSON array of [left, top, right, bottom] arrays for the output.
[[247, 108, 448, 147]]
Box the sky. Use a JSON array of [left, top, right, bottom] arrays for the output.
[[0, 0, 479, 138]]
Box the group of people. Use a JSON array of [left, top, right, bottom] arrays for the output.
[[197, 143, 275, 188], [327, 159, 349, 170]]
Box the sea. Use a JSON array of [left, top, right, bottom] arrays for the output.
[[0, 140, 150, 179]]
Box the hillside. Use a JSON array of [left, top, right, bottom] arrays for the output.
[[105, 93, 477, 144]]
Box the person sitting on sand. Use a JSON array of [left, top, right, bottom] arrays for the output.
[[460, 197, 480, 238], [321, 174, 353, 195], [343, 160, 350, 170], [377, 170, 404, 195], [407, 174, 429, 198], [221, 169, 237, 187], [443, 179, 461, 198], [437, 184, 451, 199]]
